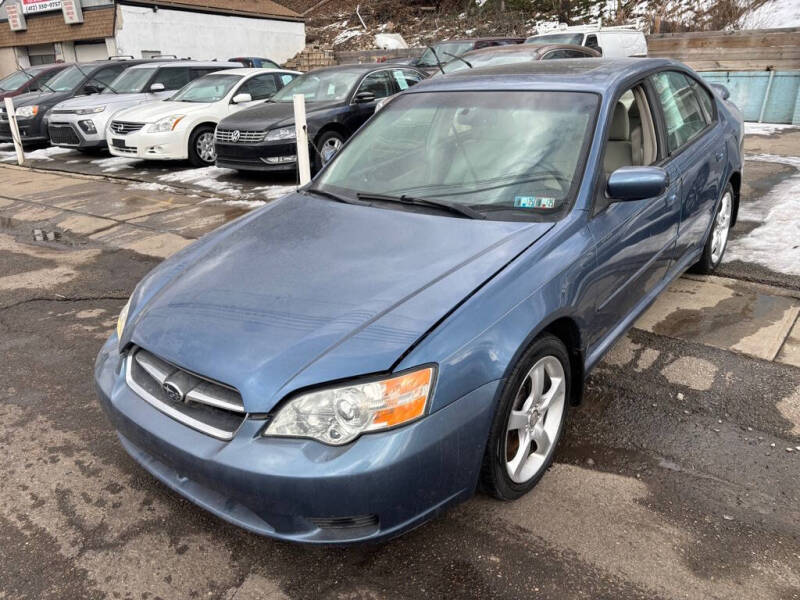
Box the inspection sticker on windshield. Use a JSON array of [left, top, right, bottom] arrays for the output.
[[514, 196, 556, 209]]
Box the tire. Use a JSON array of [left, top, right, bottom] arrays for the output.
[[480, 333, 570, 500], [690, 182, 734, 275], [313, 130, 345, 172], [188, 125, 216, 167]]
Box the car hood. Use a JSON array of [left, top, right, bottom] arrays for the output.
[[127, 193, 554, 412], [115, 100, 215, 122], [56, 92, 152, 110], [8, 90, 70, 108], [219, 100, 341, 130]]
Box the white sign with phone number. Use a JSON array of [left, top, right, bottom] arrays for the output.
[[22, 0, 62, 14]]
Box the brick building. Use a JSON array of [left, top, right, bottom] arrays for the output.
[[0, 0, 305, 77]]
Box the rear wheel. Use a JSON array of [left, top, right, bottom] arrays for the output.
[[691, 182, 734, 274], [188, 125, 216, 167], [481, 334, 570, 500]]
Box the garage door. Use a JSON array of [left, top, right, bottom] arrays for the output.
[[75, 42, 109, 62]]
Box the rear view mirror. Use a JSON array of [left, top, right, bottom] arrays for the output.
[[354, 91, 376, 104], [150, 82, 165, 92], [83, 84, 102, 95], [607, 166, 669, 201], [710, 83, 730, 100], [232, 93, 252, 104]]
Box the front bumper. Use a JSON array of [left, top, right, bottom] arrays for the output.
[[94, 336, 497, 544], [215, 139, 298, 172], [48, 112, 108, 148], [0, 116, 48, 143], [107, 127, 186, 160]]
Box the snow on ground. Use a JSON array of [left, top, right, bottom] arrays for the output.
[[158, 166, 243, 197], [19, 146, 73, 161], [724, 153, 800, 276], [90, 156, 141, 173], [126, 181, 175, 193], [744, 122, 800, 136], [252, 184, 297, 200], [739, 0, 800, 29]]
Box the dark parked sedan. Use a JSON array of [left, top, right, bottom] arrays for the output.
[[96, 58, 742, 544], [215, 63, 426, 172], [403, 37, 527, 74], [0, 59, 147, 145], [0, 63, 68, 100], [436, 43, 600, 76]]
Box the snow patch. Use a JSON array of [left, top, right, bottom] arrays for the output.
[[23, 146, 73, 161], [126, 181, 174, 193], [91, 156, 140, 173], [333, 29, 364, 46], [739, 0, 800, 29], [252, 184, 297, 200], [744, 122, 800, 136], [724, 153, 800, 275], [158, 166, 243, 197]]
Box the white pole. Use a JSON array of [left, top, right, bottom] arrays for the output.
[[4, 97, 24, 166], [293, 94, 311, 186]]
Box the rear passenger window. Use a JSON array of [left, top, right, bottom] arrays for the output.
[[688, 78, 715, 123], [651, 71, 710, 153], [152, 67, 192, 90]]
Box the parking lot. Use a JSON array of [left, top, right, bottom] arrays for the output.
[[1, 125, 799, 599]]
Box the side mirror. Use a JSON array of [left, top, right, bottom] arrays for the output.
[[150, 82, 165, 92], [354, 91, 376, 104], [710, 83, 730, 100], [232, 92, 252, 104], [607, 166, 669, 201], [83, 84, 102, 95]]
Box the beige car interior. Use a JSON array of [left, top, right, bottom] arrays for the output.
[[603, 85, 658, 176]]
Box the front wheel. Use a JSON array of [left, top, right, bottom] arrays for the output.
[[691, 182, 734, 274], [313, 131, 345, 172], [480, 334, 570, 500], [188, 125, 216, 167]]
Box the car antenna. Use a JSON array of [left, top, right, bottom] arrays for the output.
[[426, 45, 446, 75], [442, 51, 472, 69]]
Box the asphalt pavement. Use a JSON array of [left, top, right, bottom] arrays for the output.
[[0, 127, 799, 599]]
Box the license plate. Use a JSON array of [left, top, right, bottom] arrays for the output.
[[111, 138, 126, 148]]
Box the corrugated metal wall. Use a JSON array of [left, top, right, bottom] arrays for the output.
[[700, 71, 800, 124]]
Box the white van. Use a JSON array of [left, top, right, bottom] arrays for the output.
[[525, 25, 647, 58]]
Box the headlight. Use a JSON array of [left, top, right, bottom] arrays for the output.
[[147, 115, 185, 133], [16, 105, 38, 119], [265, 125, 296, 141], [116, 297, 131, 343], [264, 366, 435, 445], [75, 105, 105, 115]]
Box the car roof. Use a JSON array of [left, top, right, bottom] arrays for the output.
[[412, 58, 677, 93], [213, 67, 298, 76], [461, 44, 595, 59]]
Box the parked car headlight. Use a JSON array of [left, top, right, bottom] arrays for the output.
[[15, 105, 38, 119], [116, 297, 131, 343], [265, 126, 296, 141], [75, 105, 106, 115], [148, 115, 185, 133], [264, 366, 435, 445]]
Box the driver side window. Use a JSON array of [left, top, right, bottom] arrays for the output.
[[603, 85, 658, 177], [356, 71, 393, 100]]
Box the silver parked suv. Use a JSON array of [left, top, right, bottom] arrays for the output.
[[47, 60, 241, 151]]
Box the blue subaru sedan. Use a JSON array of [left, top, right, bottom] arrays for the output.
[[95, 59, 743, 544]]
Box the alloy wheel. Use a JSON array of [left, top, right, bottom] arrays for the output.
[[197, 132, 216, 164], [320, 137, 343, 164], [710, 190, 732, 265], [504, 355, 566, 484]]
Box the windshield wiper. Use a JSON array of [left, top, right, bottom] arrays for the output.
[[425, 46, 446, 75], [442, 52, 472, 69], [305, 188, 366, 206], [356, 192, 485, 219]]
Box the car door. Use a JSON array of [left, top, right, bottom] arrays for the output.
[[586, 83, 682, 347], [649, 70, 724, 267], [346, 70, 395, 131]]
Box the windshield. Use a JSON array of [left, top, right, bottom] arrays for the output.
[[104, 67, 157, 94], [314, 91, 598, 219], [46, 65, 87, 92], [441, 51, 535, 74], [418, 42, 475, 67], [170, 74, 241, 102], [0, 68, 36, 91], [526, 33, 584, 45], [270, 69, 362, 103]]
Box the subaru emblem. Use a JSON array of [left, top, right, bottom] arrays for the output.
[[162, 382, 183, 403]]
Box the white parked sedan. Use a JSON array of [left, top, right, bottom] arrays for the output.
[[107, 68, 299, 166]]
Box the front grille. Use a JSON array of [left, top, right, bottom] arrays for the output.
[[125, 347, 246, 440], [309, 515, 379, 530], [48, 123, 81, 146], [109, 120, 145, 135], [215, 128, 267, 143], [50, 108, 77, 115]]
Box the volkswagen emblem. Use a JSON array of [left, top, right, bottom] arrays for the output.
[[162, 382, 183, 403], [231, 130, 241, 143]]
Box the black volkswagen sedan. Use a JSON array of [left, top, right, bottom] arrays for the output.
[[214, 63, 426, 172], [0, 59, 148, 146]]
